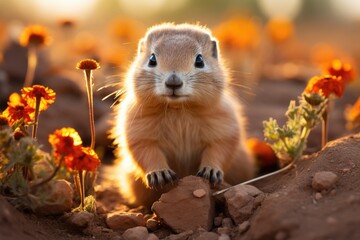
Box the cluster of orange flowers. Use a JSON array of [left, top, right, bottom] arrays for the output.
[[305, 59, 356, 98], [2, 85, 55, 125], [213, 16, 260, 50], [345, 97, 360, 130], [48, 128, 100, 172]]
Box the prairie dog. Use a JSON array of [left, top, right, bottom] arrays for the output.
[[111, 23, 255, 207]]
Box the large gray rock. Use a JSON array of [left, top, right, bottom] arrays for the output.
[[152, 176, 215, 233], [224, 185, 264, 224]]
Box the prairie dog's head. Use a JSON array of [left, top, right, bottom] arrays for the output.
[[129, 23, 226, 106]]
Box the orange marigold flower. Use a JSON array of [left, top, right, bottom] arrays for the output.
[[19, 25, 51, 47], [64, 147, 101, 172], [76, 59, 100, 70], [2, 93, 34, 125], [213, 16, 260, 50], [49, 128, 83, 156], [266, 17, 294, 43], [345, 97, 360, 130], [21, 85, 56, 111], [305, 75, 344, 98], [325, 59, 356, 84], [247, 138, 278, 168]]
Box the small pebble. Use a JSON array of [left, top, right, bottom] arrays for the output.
[[326, 217, 338, 224], [214, 216, 223, 227], [312, 171, 338, 191], [347, 195, 360, 205], [217, 227, 231, 235], [221, 218, 233, 228], [218, 234, 231, 240], [193, 189, 206, 198], [68, 211, 94, 228], [275, 231, 287, 240], [146, 218, 160, 232], [147, 233, 159, 240], [315, 192, 322, 200]]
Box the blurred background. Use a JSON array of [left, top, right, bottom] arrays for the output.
[[0, 0, 359, 164]]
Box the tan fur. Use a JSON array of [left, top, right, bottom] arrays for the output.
[[111, 23, 255, 207]]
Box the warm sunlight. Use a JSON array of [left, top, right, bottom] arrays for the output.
[[257, 0, 303, 19], [117, 0, 189, 16], [32, 0, 98, 21]]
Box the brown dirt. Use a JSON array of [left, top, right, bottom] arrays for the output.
[[239, 133, 360, 240], [0, 79, 359, 240]]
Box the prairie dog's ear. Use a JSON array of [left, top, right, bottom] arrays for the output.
[[138, 38, 145, 54], [211, 40, 218, 59]]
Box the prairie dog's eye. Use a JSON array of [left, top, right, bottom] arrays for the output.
[[148, 53, 157, 67], [195, 54, 204, 68]]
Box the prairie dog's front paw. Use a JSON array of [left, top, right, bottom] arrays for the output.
[[145, 169, 177, 189], [196, 166, 223, 184]]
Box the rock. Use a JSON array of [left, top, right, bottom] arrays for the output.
[[217, 227, 231, 235], [214, 216, 223, 227], [275, 231, 287, 240], [106, 212, 145, 231], [147, 233, 159, 240], [193, 189, 206, 198], [326, 216, 338, 224], [68, 211, 94, 228], [34, 179, 74, 215], [146, 218, 160, 231], [152, 176, 215, 233], [238, 221, 250, 233], [165, 230, 193, 240], [315, 192, 322, 200], [312, 171, 338, 191], [195, 231, 219, 240], [122, 226, 149, 240], [218, 234, 231, 240], [222, 218, 234, 228], [223, 185, 263, 224]]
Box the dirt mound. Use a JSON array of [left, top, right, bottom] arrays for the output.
[[239, 133, 360, 240]]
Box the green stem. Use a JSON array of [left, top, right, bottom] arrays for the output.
[[84, 70, 95, 149], [79, 170, 85, 210], [29, 157, 64, 193], [32, 96, 41, 139], [24, 47, 37, 87], [321, 102, 329, 148]]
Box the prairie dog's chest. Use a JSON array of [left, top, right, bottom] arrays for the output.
[[158, 110, 204, 152]]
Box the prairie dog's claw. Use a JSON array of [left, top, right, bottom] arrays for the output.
[[146, 169, 177, 189], [196, 166, 223, 185]]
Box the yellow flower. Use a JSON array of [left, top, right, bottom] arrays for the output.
[[19, 25, 51, 47], [21, 85, 56, 111]]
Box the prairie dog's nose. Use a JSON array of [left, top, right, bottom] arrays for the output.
[[165, 74, 183, 90]]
